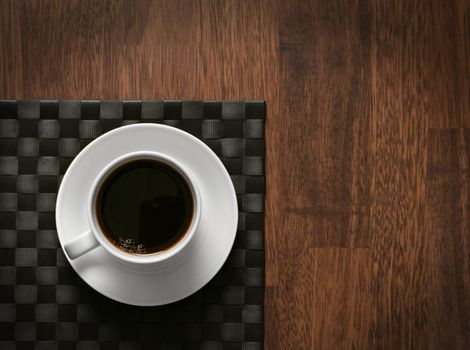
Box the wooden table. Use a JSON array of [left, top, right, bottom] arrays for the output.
[[1, 0, 469, 348]]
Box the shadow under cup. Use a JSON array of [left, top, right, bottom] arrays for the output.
[[93, 156, 196, 256]]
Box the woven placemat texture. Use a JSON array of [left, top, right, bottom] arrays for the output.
[[0, 100, 265, 350]]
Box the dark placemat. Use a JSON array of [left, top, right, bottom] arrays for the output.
[[0, 100, 265, 350]]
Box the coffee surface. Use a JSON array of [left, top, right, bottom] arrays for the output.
[[96, 159, 193, 255]]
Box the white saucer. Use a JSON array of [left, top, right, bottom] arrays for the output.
[[55, 124, 238, 306]]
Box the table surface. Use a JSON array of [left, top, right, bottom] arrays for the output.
[[1, 0, 470, 348]]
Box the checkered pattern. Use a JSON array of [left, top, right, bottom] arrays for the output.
[[0, 100, 265, 349]]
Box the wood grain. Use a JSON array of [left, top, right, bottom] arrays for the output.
[[370, 1, 430, 348], [427, 129, 470, 348], [1, 0, 470, 348]]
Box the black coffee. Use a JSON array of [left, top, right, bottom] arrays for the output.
[[96, 159, 193, 255]]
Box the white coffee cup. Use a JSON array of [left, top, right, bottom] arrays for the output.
[[63, 150, 202, 266]]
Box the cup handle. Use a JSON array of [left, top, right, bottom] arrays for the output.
[[64, 230, 100, 260]]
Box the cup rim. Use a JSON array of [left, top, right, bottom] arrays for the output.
[[87, 150, 202, 265]]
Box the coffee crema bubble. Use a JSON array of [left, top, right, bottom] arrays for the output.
[[115, 237, 148, 254]]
